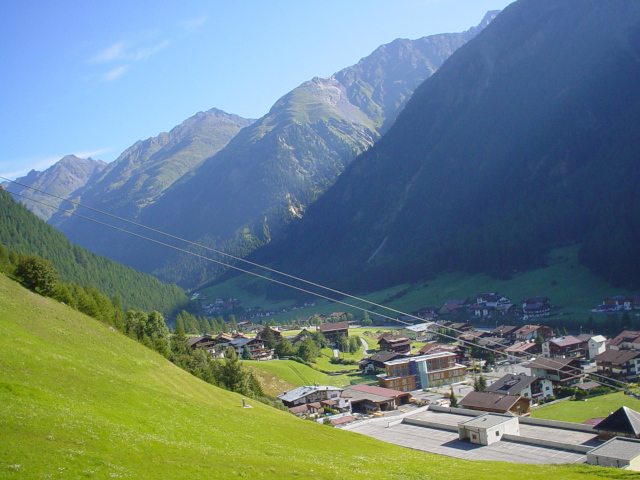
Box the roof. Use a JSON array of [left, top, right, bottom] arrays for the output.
[[288, 404, 319, 414], [460, 412, 516, 429], [525, 356, 578, 370], [505, 341, 539, 353], [595, 406, 640, 436], [187, 336, 206, 347], [588, 437, 640, 461], [485, 374, 537, 395], [317, 322, 349, 333], [277, 385, 342, 402], [459, 391, 524, 412], [369, 351, 407, 363], [610, 330, 640, 347], [331, 415, 356, 426], [575, 381, 601, 391], [549, 335, 584, 347], [419, 343, 459, 355], [383, 352, 456, 366], [344, 384, 410, 399], [403, 323, 433, 333], [594, 349, 640, 364], [514, 325, 541, 336], [491, 325, 518, 335]]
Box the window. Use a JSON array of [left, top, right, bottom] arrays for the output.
[[496, 431, 500, 436]]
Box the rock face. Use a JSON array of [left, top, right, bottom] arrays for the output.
[[51, 14, 493, 288], [2, 155, 106, 221], [257, 0, 640, 293]]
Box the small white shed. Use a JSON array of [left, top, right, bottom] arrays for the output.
[[458, 413, 519, 446]]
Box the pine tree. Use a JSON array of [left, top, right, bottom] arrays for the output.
[[229, 315, 238, 332], [449, 386, 458, 408], [242, 345, 252, 360]]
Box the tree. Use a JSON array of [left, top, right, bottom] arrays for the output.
[[262, 326, 277, 349], [14, 254, 58, 296], [229, 315, 238, 332], [242, 345, 252, 360], [298, 338, 319, 363], [477, 375, 487, 392], [449, 386, 458, 408], [274, 338, 295, 358], [361, 311, 372, 326]]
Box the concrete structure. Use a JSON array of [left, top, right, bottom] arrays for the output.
[[587, 335, 607, 359], [587, 437, 640, 470], [377, 352, 466, 392], [458, 413, 519, 446]]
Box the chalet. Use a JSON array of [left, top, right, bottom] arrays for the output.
[[593, 406, 640, 441], [476, 292, 498, 304], [476, 336, 510, 351], [418, 343, 464, 363], [522, 302, 551, 320], [469, 304, 495, 317], [521, 297, 550, 308], [513, 325, 553, 342], [317, 321, 349, 346], [277, 385, 347, 408], [401, 323, 437, 341], [449, 322, 474, 333], [504, 341, 541, 362], [491, 325, 519, 339], [609, 331, 640, 351], [229, 335, 271, 360], [594, 349, 640, 382], [358, 351, 408, 374], [377, 352, 466, 391], [256, 326, 282, 342], [542, 335, 588, 359], [485, 294, 512, 310], [603, 295, 640, 311], [525, 356, 584, 388], [377, 334, 411, 354], [341, 384, 411, 414], [459, 391, 531, 415], [187, 335, 226, 358], [485, 373, 554, 402], [458, 330, 490, 344]]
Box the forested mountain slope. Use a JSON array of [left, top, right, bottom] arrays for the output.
[[0, 188, 186, 313], [47, 14, 496, 288], [257, 0, 640, 293]]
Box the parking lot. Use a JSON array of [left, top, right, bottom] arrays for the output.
[[345, 409, 591, 464]]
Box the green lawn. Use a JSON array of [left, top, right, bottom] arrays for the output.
[[0, 274, 632, 479], [531, 392, 640, 423]]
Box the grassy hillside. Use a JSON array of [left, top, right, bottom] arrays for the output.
[[0, 274, 627, 479]]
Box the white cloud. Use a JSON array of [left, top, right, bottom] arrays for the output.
[[103, 65, 129, 81], [90, 41, 127, 64], [0, 156, 61, 180], [179, 15, 207, 34], [73, 148, 110, 159]]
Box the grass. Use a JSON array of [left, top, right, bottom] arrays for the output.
[[531, 392, 640, 423], [0, 274, 632, 479], [244, 359, 374, 388]]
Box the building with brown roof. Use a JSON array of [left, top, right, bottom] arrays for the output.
[[341, 384, 411, 413], [377, 334, 411, 354], [610, 331, 640, 351], [513, 325, 554, 342], [459, 391, 531, 415], [594, 349, 640, 382], [505, 341, 541, 361], [317, 321, 349, 346], [525, 356, 584, 388], [542, 335, 588, 359]]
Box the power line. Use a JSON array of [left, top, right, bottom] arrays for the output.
[[2, 183, 630, 391]]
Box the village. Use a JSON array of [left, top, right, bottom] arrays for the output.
[[185, 291, 640, 470]]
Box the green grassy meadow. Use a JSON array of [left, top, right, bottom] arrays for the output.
[[0, 274, 634, 479], [532, 392, 640, 423], [200, 246, 637, 326]]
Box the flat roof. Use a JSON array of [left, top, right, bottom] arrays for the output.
[[460, 413, 516, 429], [589, 437, 640, 461], [384, 352, 456, 365]]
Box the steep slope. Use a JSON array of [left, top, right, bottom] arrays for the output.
[[259, 0, 640, 293], [0, 188, 186, 313], [0, 274, 619, 478], [51, 108, 254, 227], [1, 155, 106, 221], [73, 13, 496, 288]]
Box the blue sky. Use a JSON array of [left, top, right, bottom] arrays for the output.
[[0, 0, 513, 179]]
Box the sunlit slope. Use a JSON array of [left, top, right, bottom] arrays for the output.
[[0, 275, 628, 479]]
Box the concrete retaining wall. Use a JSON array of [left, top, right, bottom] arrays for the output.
[[428, 405, 480, 417], [502, 434, 593, 453], [518, 416, 595, 432], [402, 417, 459, 432]]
